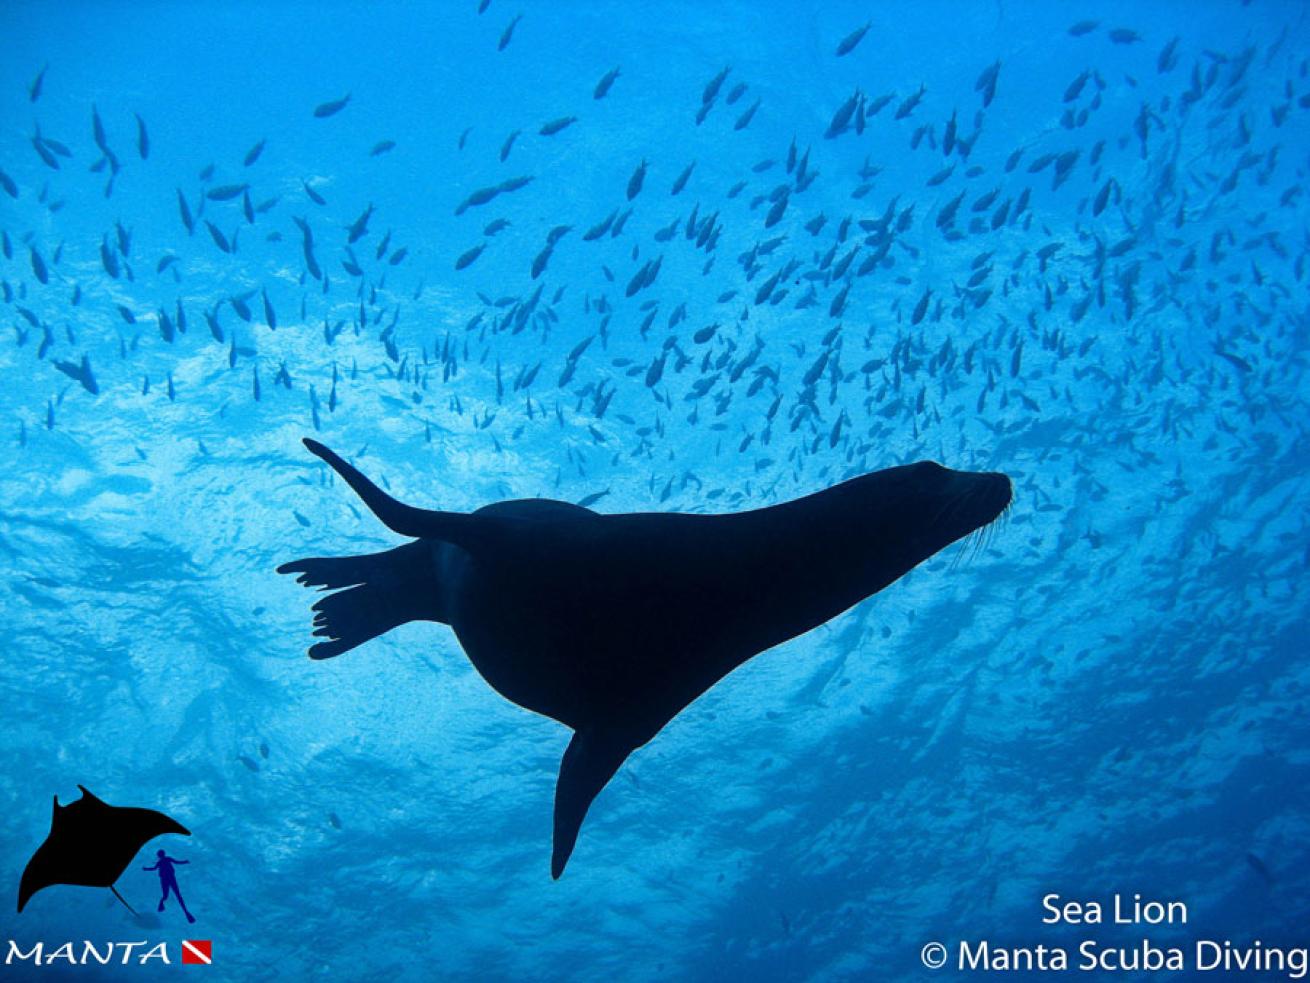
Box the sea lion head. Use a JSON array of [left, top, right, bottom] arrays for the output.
[[834, 461, 1011, 576]]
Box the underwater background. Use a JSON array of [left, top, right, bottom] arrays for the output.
[[2, 0, 1308, 979]]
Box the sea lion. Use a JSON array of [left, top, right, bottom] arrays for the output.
[[279, 438, 1011, 877]]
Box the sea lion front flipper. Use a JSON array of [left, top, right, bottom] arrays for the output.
[[551, 728, 632, 879]]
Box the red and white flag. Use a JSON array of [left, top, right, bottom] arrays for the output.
[[181, 939, 212, 965]]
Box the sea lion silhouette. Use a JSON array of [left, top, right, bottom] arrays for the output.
[[279, 438, 1011, 877]]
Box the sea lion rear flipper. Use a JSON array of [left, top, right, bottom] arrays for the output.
[[278, 540, 449, 659], [551, 728, 631, 879]]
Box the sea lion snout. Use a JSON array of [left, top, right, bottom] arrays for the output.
[[943, 468, 1012, 534]]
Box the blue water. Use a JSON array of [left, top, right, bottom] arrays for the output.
[[2, 1, 1308, 979]]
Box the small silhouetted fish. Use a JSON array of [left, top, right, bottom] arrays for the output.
[[207, 183, 248, 201], [702, 66, 730, 105], [1245, 852, 1275, 885], [895, 84, 926, 119], [1214, 348, 1252, 373], [500, 129, 520, 161], [205, 221, 233, 253], [539, 116, 577, 136], [671, 161, 695, 196], [456, 243, 486, 270], [29, 64, 47, 102], [627, 159, 647, 200], [734, 98, 760, 130], [53, 355, 99, 395], [328, 812, 342, 829], [176, 189, 194, 233], [371, 139, 396, 156], [314, 93, 351, 118], [134, 113, 149, 159], [302, 179, 326, 205], [91, 105, 109, 153], [30, 247, 48, 284], [238, 755, 260, 772], [244, 139, 266, 166], [498, 13, 522, 50], [835, 21, 871, 57], [594, 66, 620, 99], [0, 168, 17, 198], [31, 135, 59, 169], [1068, 19, 1098, 36], [259, 741, 270, 759], [1157, 37, 1180, 73], [577, 489, 610, 508], [347, 203, 374, 243], [1108, 27, 1141, 44], [294, 510, 311, 527]]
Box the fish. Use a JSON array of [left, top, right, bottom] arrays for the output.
[[134, 113, 149, 159], [500, 129, 520, 162], [702, 66, 731, 105], [53, 354, 99, 395], [371, 140, 396, 156], [498, 13, 522, 50], [455, 243, 486, 270], [594, 67, 620, 99], [30, 247, 49, 285], [835, 21, 871, 57], [347, 203, 374, 244], [734, 98, 761, 130], [539, 116, 577, 136], [91, 105, 109, 154], [28, 63, 48, 102], [627, 159, 647, 200], [670, 161, 696, 196], [313, 93, 351, 118], [207, 183, 249, 202], [244, 139, 266, 166], [894, 84, 926, 119], [205, 221, 233, 254], [263, 289, 277, 329]]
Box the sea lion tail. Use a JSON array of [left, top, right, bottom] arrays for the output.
[[300, 438, 481, 547]]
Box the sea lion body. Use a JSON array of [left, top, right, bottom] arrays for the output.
[[280, 440, 1010, 876]]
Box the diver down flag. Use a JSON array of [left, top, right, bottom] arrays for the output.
[[181, 939, 212, 965]]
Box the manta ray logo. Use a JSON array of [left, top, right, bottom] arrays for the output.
[[16, 786, 195, 920]]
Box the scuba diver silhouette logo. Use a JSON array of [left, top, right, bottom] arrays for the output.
[[17, 786, 192, 918], [143, 849, 196, 923]]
